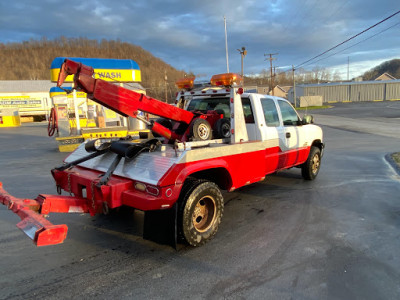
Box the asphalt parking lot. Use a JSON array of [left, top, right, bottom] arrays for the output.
[[0, 100, 399, 300]]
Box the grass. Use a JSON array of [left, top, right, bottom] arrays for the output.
[[392, 152, 400, 166], [296, 105, 332, 110]]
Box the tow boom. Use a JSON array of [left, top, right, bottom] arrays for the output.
[[0, 182, 71, 246], [57, 59, 210, 142]]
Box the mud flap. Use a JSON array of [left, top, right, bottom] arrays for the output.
[[143, 204, 177, 249]]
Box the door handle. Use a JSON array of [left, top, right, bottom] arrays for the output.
[[286, 132, 291, 138]]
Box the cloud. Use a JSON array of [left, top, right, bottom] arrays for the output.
[[0, 0, 399, 79]]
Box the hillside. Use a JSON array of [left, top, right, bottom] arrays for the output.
[[362, 58, 400, 80], [0, 37, 187, 100]]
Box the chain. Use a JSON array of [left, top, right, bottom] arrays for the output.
[[67, 172, 72, 196], [91, 180, 97, 211]]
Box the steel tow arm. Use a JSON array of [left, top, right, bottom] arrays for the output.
[[0, 182, 89, 246]]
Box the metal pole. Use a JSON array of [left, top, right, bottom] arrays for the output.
[[237, 47, 247, 86], [264, 53, 278, 95], [292, 65, 297, 108], [224, 16, 229, 73], [164, 70, 168, 103], [72, 83, 81, 135], [241, 53, 244, 77], [120, 82, 128, 127], [347, 56, 350, 81]]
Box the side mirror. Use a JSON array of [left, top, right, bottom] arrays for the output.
[[302, 115, 314, 125]]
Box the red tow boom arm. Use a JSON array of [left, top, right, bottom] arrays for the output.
[[57, 59, 196, 141], [0, 182, 91, 246]]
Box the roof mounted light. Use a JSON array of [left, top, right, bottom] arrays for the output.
[[210, 73, 243, 87], [175, 76, 196, 90]]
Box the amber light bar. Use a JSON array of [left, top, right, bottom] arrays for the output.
[[210, 73, 242, 87], [175, 77, 196, 90]]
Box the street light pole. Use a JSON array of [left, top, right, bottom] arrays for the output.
[[237, 46, 247, 86], [224, 16, 229, 73]]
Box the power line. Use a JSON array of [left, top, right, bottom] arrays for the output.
[[301, 20, 400, 68], [295, 9, 400, 69]]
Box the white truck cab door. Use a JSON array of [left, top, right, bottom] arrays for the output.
[[259, 97, 280, 142], [276, 99, 305, 166], [259, 97, 304, 169], [258, 97, 284, 171]]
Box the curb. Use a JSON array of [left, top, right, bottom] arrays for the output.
[[385, 153, 400, 176]]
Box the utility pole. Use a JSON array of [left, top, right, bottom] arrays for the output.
[[164, 70, 168, 103], [264, 53, 278, 95], [237, 46, 247, 86], [347, 56, 350, 81], [292, 65, 297, 108]]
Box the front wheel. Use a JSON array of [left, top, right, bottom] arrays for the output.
[[301, 146, 321, 180], [179, 180, 224, 246]]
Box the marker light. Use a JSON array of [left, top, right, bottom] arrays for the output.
[[210, 73, 243, 87], [175, 77, 196, 90], [135, 182, 146, 192]]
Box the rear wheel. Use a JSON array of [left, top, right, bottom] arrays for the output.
[[301, 146, 321, 180], [178, 180, 224, 246]]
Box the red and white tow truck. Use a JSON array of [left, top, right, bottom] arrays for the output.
[[0, 59, 324, 247]]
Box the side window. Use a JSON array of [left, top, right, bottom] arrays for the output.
[[278, 100, 299, 126], [261, 98, 280, 127], [242, 98, 255, 123]]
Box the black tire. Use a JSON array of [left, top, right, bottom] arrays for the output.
[[301, 146, 321, 180], [213, 118, 231, 139], [190, 118, 212, 141], [178, 180, 224, 246], [152, 118, 172, 137]]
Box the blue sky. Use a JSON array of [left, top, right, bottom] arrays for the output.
[[1, 0, 399, 80]]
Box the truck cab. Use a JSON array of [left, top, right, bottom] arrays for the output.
[[180, 88, 324, 173]]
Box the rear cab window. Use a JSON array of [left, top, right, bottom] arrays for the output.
[[186, 97, 255, 124]]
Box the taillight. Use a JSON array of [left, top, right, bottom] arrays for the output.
[[134, 181, 160, 196], [146, 185, 159, 196]]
